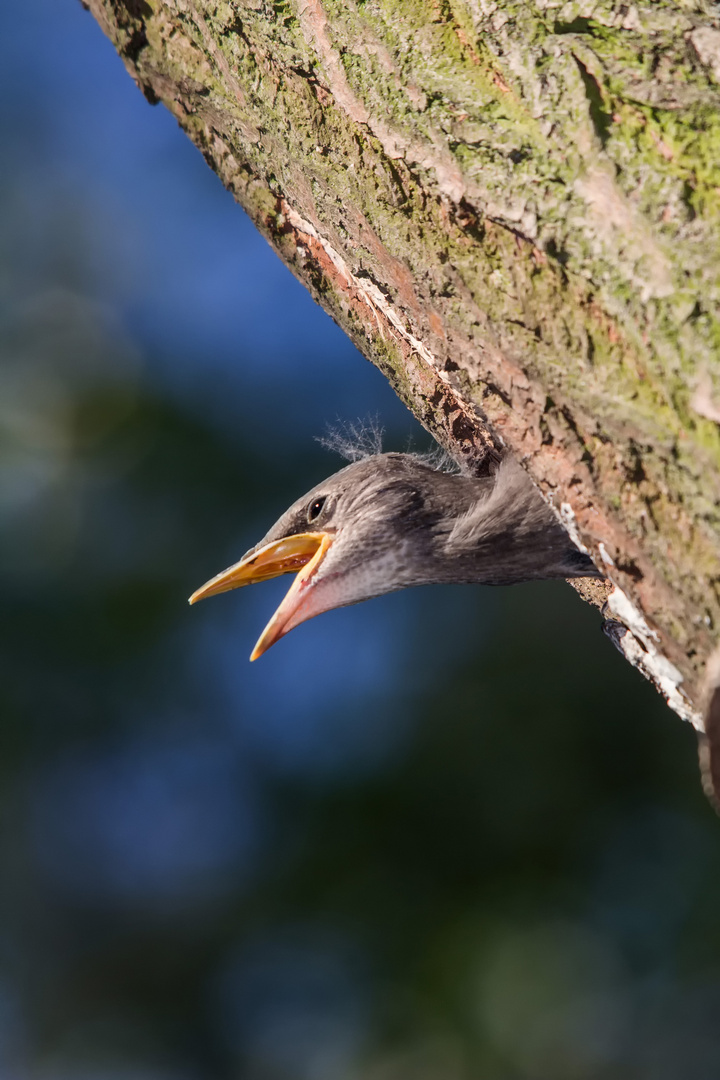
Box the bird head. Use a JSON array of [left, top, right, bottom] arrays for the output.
[[188, 454, 449, 659], [189, 451, 599, 659]]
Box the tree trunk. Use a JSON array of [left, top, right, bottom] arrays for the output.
[[83, 0, 720, 743]]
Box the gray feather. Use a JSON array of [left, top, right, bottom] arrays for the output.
[[248, 452, 601, 607]]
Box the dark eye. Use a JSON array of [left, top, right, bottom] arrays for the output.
[[307, 496, 327, 523]]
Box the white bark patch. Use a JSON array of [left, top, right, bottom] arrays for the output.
[[284, 205, 448, 375], [689, 27, 720, 84], [598, 542, 615, 567], [296, 0, 466, 201], [533, 503, 700, 728], [574, 166, 674, 301], [559, 502, 589, 553], [605, 586, 702, 730], [691, 369, 720, 424]]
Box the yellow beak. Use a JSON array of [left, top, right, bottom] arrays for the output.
[[189, 532, 333, 660]]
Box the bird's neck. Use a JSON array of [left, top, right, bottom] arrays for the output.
[[425, 460, 598, 586]]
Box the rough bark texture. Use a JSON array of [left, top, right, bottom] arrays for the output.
[[83, 0, 720, 736]]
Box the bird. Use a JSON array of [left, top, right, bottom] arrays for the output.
[[189, 450, 602, 660]]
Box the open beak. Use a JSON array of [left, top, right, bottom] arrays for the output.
[[189, 532, 333, 660]]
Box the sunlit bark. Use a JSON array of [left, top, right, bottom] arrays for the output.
[[84, 0, 720, 746]]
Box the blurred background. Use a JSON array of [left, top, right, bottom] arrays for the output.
[[1, 2, 719, 1078]]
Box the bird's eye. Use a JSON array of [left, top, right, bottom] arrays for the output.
[[307, 496, 327, 523]]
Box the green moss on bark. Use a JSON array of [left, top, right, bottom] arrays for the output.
[[86, 0, 720, 710]]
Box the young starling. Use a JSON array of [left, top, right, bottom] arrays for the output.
[[189, 453, 601, 659]]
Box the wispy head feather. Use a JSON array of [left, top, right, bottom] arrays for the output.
[[318, 417, 385, 462], [318, 417, 461, 474], [406, 441, 459, 474]]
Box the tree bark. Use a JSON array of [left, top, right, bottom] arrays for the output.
[[83, 0, 720, 738]]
